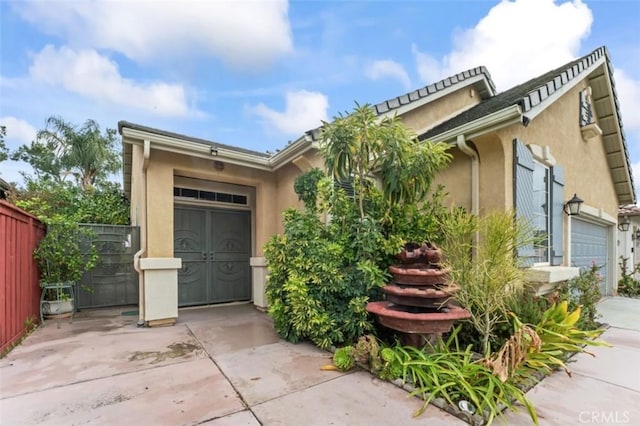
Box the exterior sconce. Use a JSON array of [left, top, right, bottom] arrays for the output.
[[633, 228, 640, 241], [564, 194, 584, 216], [618, 216, 631, 232]]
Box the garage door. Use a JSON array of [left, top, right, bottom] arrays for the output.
[[174, 206, 251, 306], [571, 218, 609, 295]]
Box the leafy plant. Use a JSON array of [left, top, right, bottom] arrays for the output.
[[618, 256, 640, 298], [293, 168, 325, 212], [14, 180, 129, 225], [521, 301, 608, 375], [266, 104, 452, 349], [333, 346, 356, 371], [557, 262, 602, 330], [34, 215, 98, 300], [384, 328, 538, 425], [439, 209, 533, 356], [320, 103, 451, 219]]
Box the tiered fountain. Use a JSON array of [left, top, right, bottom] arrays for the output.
[[366, 242, 470, 347]]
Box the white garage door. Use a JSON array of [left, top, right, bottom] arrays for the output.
[[571, 218, 610, 295]]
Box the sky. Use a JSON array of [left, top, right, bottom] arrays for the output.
[[1, 0, 639, 199]]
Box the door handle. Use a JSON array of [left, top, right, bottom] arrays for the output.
[[210, 252, 215, 260], [202, 252, 207, 259]]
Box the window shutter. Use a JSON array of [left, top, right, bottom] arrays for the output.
[[550, 165, 565, 265], [334, 177, 355, 198], [513, 139, 536, 267]]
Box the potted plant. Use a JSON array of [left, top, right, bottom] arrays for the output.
[[34, 216, 98, 317]]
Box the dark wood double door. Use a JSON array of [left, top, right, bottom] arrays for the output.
[[174, 206, 251, 306]]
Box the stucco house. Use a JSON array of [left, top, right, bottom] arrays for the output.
[[119, 46, 635, 326], [618, 205, 640, 281]]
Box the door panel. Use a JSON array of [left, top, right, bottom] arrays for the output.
[[175, 208, 208, 306], [175, 206, 251, 306], [211, 210, 251, 302]]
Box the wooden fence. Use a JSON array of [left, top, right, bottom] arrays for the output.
[[0, 200, 44, 353]]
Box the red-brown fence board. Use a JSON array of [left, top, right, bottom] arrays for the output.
[[0, 200, 44, 353]]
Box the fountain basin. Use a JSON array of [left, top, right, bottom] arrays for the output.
[[366, 301, 470, 334], [388, 265, 450, 286], [382, 283, 460, 308]]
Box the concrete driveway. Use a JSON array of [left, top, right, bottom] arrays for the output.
[[1, 297, 638, 425], [0, 304, 461, 425]]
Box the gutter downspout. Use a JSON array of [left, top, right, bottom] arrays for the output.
[[133, 139, 150, 326], [456, 135, 479, 216]]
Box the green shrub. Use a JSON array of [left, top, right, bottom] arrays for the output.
[[618, 256, 640, 298], [557, 263, 602, 330], [264, 206, 386, 348]]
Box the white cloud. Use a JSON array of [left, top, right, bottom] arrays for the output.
[[615, 69, 640, 133], [633, 161, 640, 192], [616, 70, 640, 195], [365, 60, 411, 89], [13, 0, 292, 70], [412, 45, 443, 85], [0, 116, 37, 148], [0, 117, 38, 183], [413, 0, 593, 91], [250, 90, 329, 135], [29, 45, 191, 116]]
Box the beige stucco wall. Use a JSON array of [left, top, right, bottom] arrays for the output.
[[129, 148, 279, 258], [496, 80, 618, 218], [474, 134, 508, 212], [431, 146, 472, 210], [400, 87, 482, 134]]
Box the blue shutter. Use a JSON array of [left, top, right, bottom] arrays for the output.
[[550, 166, 565, 265], [513, 139, 536, 267]]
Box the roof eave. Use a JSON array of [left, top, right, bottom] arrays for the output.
[[425, 104, 523, 143], [120, 127, 273, 171], [270, 134, 316, 171]]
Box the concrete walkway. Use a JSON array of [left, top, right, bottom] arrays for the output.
[[503, 296, 640, 425], [1, 297, 638, 425]]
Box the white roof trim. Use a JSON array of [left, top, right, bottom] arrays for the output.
[[427, 105, 523, 143], [377, 75, 490, 120], [523, 56, 607, 123], [121, 127, 272, 171]]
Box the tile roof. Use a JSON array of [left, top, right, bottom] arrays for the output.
[[619, 205, 640, 216], [418, 46, 635, 205], [420, 47, 610, 140], [373, 66, 496, 115]]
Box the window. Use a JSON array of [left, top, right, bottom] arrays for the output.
[[173, 187, 248, 206], [579, 87, 595, 127], [532, 161, 550, 263], [514, 139, 564, 267]]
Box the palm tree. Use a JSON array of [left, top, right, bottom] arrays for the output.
[[14, 116, 120, 190]]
